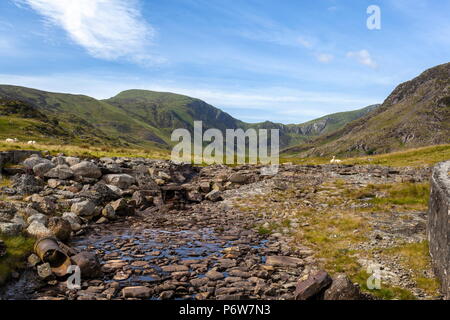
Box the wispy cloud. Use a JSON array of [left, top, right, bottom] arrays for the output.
[[16, 0, 159, 65], [346, 50, 377, 69], [297, 36, 314, 48], [316, 53, 334, 63]]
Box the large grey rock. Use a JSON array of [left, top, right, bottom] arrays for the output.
[[11, 174, 44, 195], [33, 161, 55, 177], [109, 198, 134, 216], [205, 190, 223, 202], [294, 270, 332, 300], [0, 222, 23, 236], [70, 161, 102, 179], [64, 157, 81, 167], [122, 286, 153, 299], [27, 213, 48, 226], [229, 173, 250, 184], [428, 161, 450, 300], [103, 174, 136, 189], [71, 252, 101, 278], [27, 221, 52, 238], [48, 217, 72, 242], [266, 256, 304, 267], [62, 212, 82, 232], [132, 190, 153, 209], [0, 202, 17, 221], [22, 155, 47, 169], [37, 263, 54, 280], [71, 200, 96, 217], [79, 183, 120, 205], [31, 195, 57, 215], [323, 274, 364, 300], [44, 165, 74, 180]]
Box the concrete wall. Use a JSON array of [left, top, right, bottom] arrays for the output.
[[428, 161, 450, 299]]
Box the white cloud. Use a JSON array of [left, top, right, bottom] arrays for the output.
[[297, 36, 314, 48], [346, 50, 377, 69], [17, 0, 158, 64], [316, 53, 334, 63]]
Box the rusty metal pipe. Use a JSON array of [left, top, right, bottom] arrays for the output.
[[34, 237, 71, 277]]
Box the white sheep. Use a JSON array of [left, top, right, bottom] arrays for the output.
[[5, 138, 18, 143], [330, 156, 342, 164], [27, 140, 37, 145]]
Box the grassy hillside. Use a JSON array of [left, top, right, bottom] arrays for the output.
[[0, 85, 374, 151], [0, 85, 168, 149], [281, 144, 450, 167], [284, 62, 450, 157]]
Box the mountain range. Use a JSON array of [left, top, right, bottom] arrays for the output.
[[284, 62, 450, 156], [0, 84, 378, 150], [0, 62, 448, 157]]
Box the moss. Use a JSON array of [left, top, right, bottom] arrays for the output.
[[382, 241, 441, 296], [0, 235, 35, 285], [257, 226, 272, 236]]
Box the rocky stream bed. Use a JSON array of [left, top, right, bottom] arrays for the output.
[[0, 151, 441, 300]]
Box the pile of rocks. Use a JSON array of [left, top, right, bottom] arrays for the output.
[[0, 154, 274, 244], [0, 152, 437, 300]]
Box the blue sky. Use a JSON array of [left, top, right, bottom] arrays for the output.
[[0, 0, 449, 124]]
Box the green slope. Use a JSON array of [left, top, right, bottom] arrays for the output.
[[0, 85, 379, 150], [284, 62, 450, 157]]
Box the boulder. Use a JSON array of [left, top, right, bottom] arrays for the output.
[[48, 217, 72, 242], [62, 212, 82, 232], [132, 190, 153, 209], [294, 270, 332, 300], [0, 222, 23, 236], [79, 183, 120, 205], [110, 199, 134, 216], [70, 161, 102, 179], [229, 173, 250, 184], [33, 161, 55, 177], [205, 190, 223, 202], [71, 252, 101, 278], [205, 270, 225, 281], [44, 165, 74, 180], [0, 202, 17, 221], [122, 286, 153, 299], [102, 204, 116, 220], [71, 200, 96, 217], [64, 157, 81, 167], [27, 213, 48, 226], [187, 190, 203, 203], [23, 156, 48, 170], [31, 196, 57, 215], [28, 253, 41, 267], [266, 256, 304, 268], [11, 174, 44, 195], [37, 263, 54, 281], [103, 174, 136, 189], [27, 221, 52, 238], [52, 156, 67, 166], [323, 274, 364, 300], [199, 182, 211, 193]]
